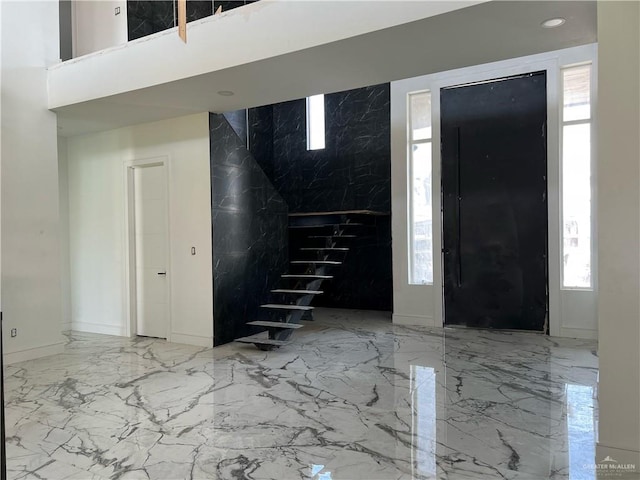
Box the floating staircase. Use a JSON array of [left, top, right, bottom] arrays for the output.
[[235, 210, 386, 350]]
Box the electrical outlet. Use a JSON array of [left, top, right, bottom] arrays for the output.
[[10, 328, 17, 338], [115, 6, 121, 15]]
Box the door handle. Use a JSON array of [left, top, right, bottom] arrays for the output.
[[157, 272, 167, 276], [456, 126, 463, 288]]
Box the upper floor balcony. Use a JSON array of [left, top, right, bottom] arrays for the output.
[[50, 0, 596, 137]]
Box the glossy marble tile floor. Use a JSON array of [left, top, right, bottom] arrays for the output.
[[4, 309, 598, 480]]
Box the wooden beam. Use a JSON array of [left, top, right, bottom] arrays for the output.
[[178, 0, 187, 43]]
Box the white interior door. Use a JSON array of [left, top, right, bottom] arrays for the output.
[[134, 164, 169, 339]]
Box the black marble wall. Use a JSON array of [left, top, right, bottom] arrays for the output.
[[127, 0, 176, 41], [250, 84, 391, 213], [223, 110, 248, 147], [127, 0, 257, 42], [215, 1, 258, 13], [248, 84, 393, 311], [317, 217, 392, 312], [210, 113, 289, 346], [248, 106, 274, 179]]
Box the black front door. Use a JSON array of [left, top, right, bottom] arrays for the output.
[[441, 72, 548, 331]]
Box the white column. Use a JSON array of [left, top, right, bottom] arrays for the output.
[[596, 0, 640, 472]]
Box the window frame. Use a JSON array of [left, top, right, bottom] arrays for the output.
[[407, 89, 434, 286], [560, 62, 594, 291]]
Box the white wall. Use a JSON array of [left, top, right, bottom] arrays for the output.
[[72, 0, 127, 58], [391, 45, 598, 339], [596, 0, 640, 467], [1, 0, 65, 364], [66, 113, 213, 346]]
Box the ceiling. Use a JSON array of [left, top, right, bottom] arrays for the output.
[[54, 1, 597, 137]]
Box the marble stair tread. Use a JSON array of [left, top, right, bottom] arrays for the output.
[[247, 321, 304, 329], [260, 304, 314, 311], [308, 234, 357, 239], [271, 289, 323, 295], [300, 247, 349, 251], [289, 223, 364, 228], [288, 210, 388, 216], [282, 274, 333, 279], [235, 333, 291, 346], [291, 260, 342, 265]]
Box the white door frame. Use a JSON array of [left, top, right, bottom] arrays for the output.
[[123, 156, 172, 340], [438, 62, 562, 333], [391, 44, 597, 338], [433, 58, 561, 333]]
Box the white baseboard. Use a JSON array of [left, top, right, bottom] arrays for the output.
[[61, 321, 72, 332], [392, 313, 436, 327], [72, 321, 126, 337], [596, 444, 640, 478], [559, 326, 598, 340], [170, 332, 213, 348], [4, 342, 65, 365]]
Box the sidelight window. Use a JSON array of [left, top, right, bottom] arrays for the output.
[[561, 64, 592, 289], [408, 91, 433, 285], [306, 94, 325, 150]]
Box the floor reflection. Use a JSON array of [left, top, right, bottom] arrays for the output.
[[567, 384, 596, 480], [310, 464, 333, 479], [407, 325, 599, 479], [411, 365, 437, 478]]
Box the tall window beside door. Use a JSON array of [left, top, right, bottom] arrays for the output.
[[408, 91, 433, 284], [561, 64, 592, 289]]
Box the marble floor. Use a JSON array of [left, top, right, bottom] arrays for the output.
[[4, 309, 599, 480]]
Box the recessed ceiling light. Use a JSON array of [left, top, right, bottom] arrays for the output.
[[541, 17, 566, 28], [217, 90, 235, 96]]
